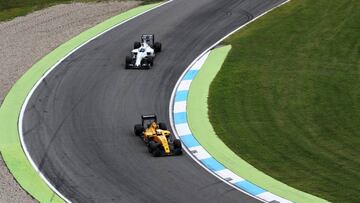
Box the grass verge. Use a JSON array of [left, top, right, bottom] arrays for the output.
[[208, 0, 360, 202]]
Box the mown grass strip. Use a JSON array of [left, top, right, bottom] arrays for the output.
[[209, 0, 360, 202]]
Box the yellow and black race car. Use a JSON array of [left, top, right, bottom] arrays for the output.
[[134, 114, 182, 157]]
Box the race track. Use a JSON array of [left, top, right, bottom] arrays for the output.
[[22, 0, 285, 202]]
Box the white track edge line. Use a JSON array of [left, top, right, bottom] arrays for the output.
[[169, 1, 291, 202], [18, 1, 173, 202]]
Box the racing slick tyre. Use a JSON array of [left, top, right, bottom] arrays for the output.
[[141, 58, 151, 69], [154, 42, 162, 53], [148, 141, 158, 153], [173, 139, 182, 155], [134, 41, 141, 49], [148, 57, 154, 66], [134, 124, 144, 136], [159, 122, 167, 130], [151, 143, 162, 157], [125, 56, 132, 69]]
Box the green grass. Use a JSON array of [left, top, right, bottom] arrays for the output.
[[0, 0, 159, 22], [208, 0, 360, 202]]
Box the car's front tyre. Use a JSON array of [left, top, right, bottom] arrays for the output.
[[125, 56, 132, 69], [149, 142, 162, 157]]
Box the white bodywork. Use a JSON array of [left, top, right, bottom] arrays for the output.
[[131, 41, 155, 67]]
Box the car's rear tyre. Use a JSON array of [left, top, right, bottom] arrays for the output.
[[125, 56, 132, 69], [134, 41, 141, 49], [159, 122, 167, 130], [154, 42, 162, 53], [134, 124, 144, 136]]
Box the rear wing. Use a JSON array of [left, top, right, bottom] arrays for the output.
[[141, 114, 157, 121], [141, 34, 155, 45], [141, 114, 157, 127]]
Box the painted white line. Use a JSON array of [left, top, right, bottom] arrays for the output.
[[169, 1, 291, 202], [18, 1, 174, 202]]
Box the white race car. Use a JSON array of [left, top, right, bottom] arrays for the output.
[[125, 34, 162, 69]]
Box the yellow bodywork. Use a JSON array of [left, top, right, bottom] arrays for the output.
[[144, 122, 171, 153]]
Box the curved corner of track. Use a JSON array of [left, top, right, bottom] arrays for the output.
[[20, 0, 289, 202]]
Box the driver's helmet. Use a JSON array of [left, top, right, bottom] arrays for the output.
[[151, 122, 158, 129], [156, 129, 162, 135], [139, 48, 145, 52]]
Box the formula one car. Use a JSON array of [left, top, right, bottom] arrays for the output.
[[125, 34, 162, 69], [134, 114, 182, 157]]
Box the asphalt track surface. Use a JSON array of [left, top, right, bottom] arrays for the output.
[[23, 0, 286, 202]]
